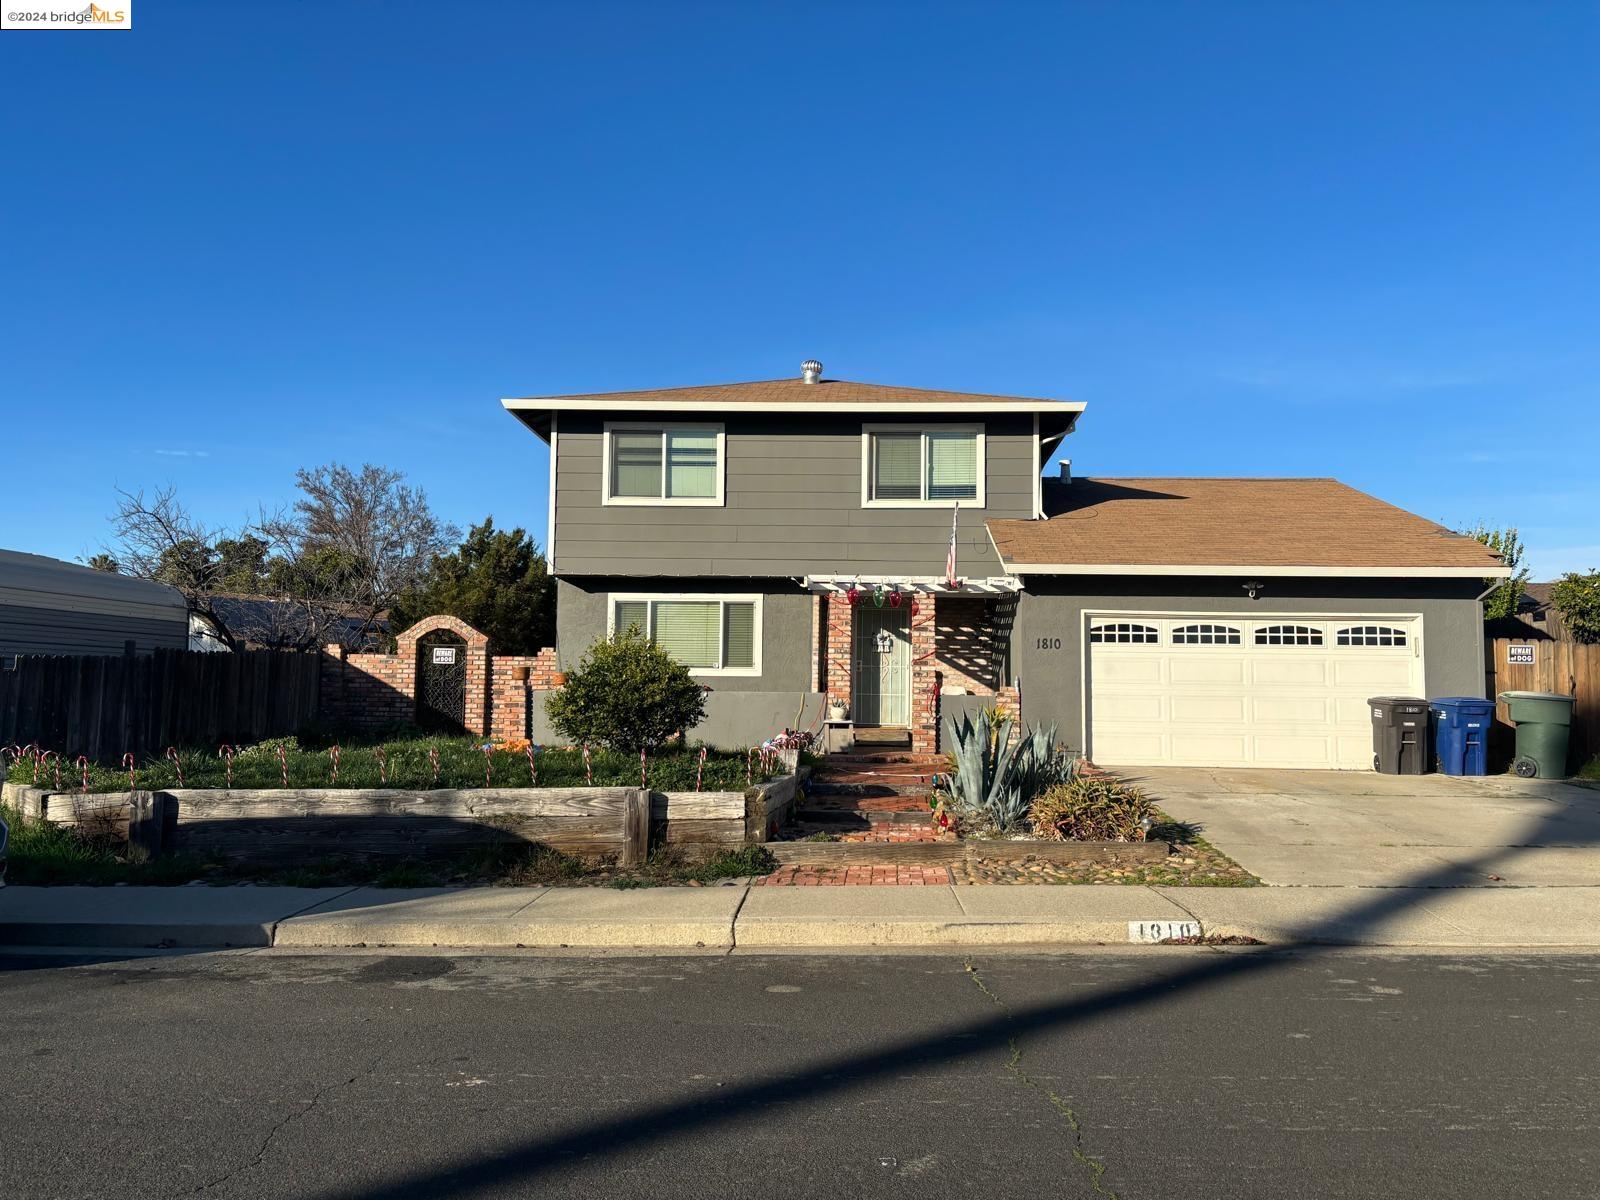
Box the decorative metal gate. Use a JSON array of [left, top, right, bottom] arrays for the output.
[[852, 604, 911, 726], [416, 631, 467, 732]]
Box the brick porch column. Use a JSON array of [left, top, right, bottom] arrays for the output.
[[824, 595, 852, 715], [910, 597, 939, 753]]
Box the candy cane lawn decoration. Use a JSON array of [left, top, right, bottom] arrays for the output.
[[525, 744, 537, 785], [123, 752, 136, 790], [44, 751, 61, 791], [374, 746, 387, 786], [219, 745, 235, 789], [582, 743, 592, 786], [640, 748, 647, 789], [695, 746, 706, 792], [481, 744, 494, 787], [27, 745, 42, 785], [746, 747, 754, 786], [76, 755, 91, 793], [428, 744, 440, 787], [277, 743, 289, 788], [328, 745, 342, 784], [166, 747, 185, 788]]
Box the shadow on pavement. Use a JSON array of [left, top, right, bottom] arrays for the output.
[[300, 792, 1600, 1200]]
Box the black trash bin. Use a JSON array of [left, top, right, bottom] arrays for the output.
[[1369, 696, 1431, 774]]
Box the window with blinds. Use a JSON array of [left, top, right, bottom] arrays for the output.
[[867, 428, 981, 503], [605, 426, 723, 502], [609, 597, 759, 672]]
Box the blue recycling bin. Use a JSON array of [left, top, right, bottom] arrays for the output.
[[1431, 696, 1496, 776]]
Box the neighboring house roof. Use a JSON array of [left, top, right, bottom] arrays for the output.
[[197, 594, 388, 650], [1511, 582, 1566, 639], [0, 548, 186, 616], [503, 375, 1083, 416], [986, 478, 1512, 577]]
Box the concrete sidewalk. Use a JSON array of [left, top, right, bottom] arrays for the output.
[[7, 882, 1600, 950]]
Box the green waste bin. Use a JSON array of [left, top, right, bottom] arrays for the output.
[[1497, 691, 1575, 779]]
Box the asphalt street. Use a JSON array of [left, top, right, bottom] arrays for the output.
[[2, 947, 1595, 1199]]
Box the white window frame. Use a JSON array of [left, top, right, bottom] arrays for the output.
[[601, 421, 726, 507], [860, 423, 986, 509], [607, 592, 763, 677]]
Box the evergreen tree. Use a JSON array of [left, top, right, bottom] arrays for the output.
[[390, 518, 554, 653]]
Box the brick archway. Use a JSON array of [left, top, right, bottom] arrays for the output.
[[395, 616, 491, 735]]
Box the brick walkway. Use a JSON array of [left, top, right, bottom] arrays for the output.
[[757, 865, 955, 886]]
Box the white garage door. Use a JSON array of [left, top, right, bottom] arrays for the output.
[[1087, 616, 1423, 770]]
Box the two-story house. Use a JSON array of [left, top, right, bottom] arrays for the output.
[[505, 361, 1507, 770]]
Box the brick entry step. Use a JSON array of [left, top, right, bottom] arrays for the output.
[[786, 749, 953, 844]]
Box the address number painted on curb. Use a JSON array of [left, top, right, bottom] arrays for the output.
[[1128, 920, 1201, 943]]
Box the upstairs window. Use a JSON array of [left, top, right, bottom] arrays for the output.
[[610, 595, 759, 674], [1255, 624, 1323, 646], [604, 424, 724, 505], [864, 426, 983, 506]]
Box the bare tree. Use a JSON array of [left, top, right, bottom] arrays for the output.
[[108, 486, 244, 649], [258, 463, 457, 647], [108, 466, 454, 652]]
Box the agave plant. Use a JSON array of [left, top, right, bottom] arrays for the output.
[[941, 711, 1078, 833]]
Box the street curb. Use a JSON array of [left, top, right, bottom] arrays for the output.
[[0, 920, 274, 949]]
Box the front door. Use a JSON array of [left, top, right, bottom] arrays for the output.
[[853, 604, 911, 726]]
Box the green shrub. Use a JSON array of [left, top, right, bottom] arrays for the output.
[[544, 628, 709, 753], [1028, 777, 1154, 842], [1551, 570, 1600, 644]]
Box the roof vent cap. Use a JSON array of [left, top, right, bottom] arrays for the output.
[[801, 359, 823, 384], [1058, 458, 1072, 483]]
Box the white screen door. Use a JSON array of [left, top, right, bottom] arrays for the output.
[[853, 605, 911, 726]]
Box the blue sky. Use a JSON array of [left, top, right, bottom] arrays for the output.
[[3, 1, 1596, 578]]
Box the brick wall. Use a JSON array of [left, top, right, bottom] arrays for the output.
[[321, 615, 559, 740], [823, 596, 852, 712], [910, 598, 940, 753], [487, 648, 560, 741], [934, 596, 1002, 695]]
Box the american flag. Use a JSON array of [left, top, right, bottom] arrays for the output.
[[945, 501, 960, 587]]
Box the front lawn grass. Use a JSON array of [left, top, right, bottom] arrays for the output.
[[4, 733, 780, 794]]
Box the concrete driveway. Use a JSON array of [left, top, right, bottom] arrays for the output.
[[1112, 766, 1600, 888]]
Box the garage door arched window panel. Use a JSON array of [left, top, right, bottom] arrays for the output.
[[1089, 622, 1159, 644], [1171, 623, 1242, 645], [1336, 625, 1408, 647], [1254, 624, 1324, 646]]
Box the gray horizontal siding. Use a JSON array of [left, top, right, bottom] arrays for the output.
[[553, 411, 1035, 577], [0, 601, 190, 657]]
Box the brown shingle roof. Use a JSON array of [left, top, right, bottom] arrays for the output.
[[987, 478, 1509, 575], [504, 376, 1080, 413]]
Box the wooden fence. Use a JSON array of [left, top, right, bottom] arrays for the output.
[[1485, 638, 1600, 773], [0, 647, 321, 763]]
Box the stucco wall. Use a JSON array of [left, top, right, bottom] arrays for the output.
[[1009, 576, 1486, 754]]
